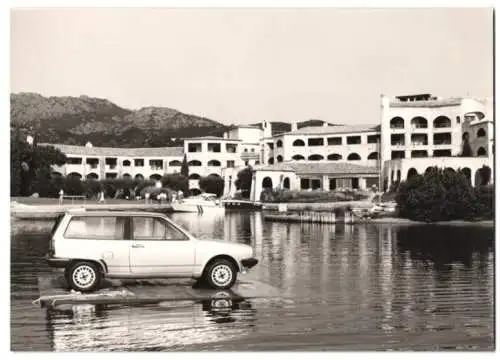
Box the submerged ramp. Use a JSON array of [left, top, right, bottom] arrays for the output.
[[34, 272, 282, 309]]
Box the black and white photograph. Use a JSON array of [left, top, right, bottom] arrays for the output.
[[6, 3, 495, 353]]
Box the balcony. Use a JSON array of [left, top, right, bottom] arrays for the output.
[[391, 134, 405, 148], [433, 133, 452, 147], [433, 116, 452, 129], [411, 134, 428, 147]]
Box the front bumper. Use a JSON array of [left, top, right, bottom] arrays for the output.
[[241, 258, 258, 271]]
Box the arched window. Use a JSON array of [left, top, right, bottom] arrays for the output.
[[262, 177, 273, 189], [293, 139, 305, 146], [327, 153, 342, 161], [188, 173, 201, 180], [433, 116, 451, 128], [276, 140, 283, 148], [149, 174, 162, 181], [122, 173, 131, 179], [477, 147, 487, 156], [407, 168, 418, 179], [276, 155, 283, 163], [122, 160, 131, 166], [283, 177, 290, 189], [292, 155, 305, 160], [86, 172, 99, 180], [169, 160, 182, 166], [67, 172, 82, 180], [207, 160, 221, 166], [410, 116, 428, 129], [367, 152, 378, 160], [135, 174, 144, 180], [347, 153, 361, 160], [390, 117, 404, 129], [477, 128, 486, 138], [188, 160, 202, 166], [308, 154, 324, 161], [268, 158, 274, 165]]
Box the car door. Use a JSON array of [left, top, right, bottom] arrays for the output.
[[129, 215, 196, 276], [62, 215, 131, 275]]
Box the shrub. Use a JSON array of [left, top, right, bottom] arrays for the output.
[[395, 166, 492, 222], [199, 175, 225, 197], [260, 188, 371, 203], [82, 180, 103, 198], [235, 166, 253, 198], [473, 185, 494, 219], [161, 173, 189, 195], [63, 176, 85, 195]]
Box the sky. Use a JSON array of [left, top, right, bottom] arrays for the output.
[[10, 7, 494, 126]]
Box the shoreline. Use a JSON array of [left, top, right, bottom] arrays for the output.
[[10, 202, 174, 220]]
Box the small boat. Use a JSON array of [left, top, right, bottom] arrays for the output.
[[171, 193, 225, 214]]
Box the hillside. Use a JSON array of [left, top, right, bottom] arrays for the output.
[[10, 93, 229, 147]]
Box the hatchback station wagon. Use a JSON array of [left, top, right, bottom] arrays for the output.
[[47, 210, 258, 292]]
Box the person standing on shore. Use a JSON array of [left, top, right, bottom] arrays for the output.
[[59, 189, 64, 205]]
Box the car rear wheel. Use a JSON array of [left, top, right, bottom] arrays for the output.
[[67, 261, 102, 293], [204, 259, 237, 290]]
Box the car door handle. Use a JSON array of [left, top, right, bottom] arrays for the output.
[[131, 244, 144, 248]]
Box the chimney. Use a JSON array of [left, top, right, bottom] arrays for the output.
[[291, 122, 298, 131]]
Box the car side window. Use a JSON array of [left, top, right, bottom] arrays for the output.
[[64, 216, 125, 240], [132, 217, 188, 241]]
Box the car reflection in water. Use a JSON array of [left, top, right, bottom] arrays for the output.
[[44, 290, 257, 351]]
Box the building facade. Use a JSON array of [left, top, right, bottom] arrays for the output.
[[43, 93, 494, 198]]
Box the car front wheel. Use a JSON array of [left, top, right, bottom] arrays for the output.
[[67, 261, 102, 293], [204, 259, 237, 290]]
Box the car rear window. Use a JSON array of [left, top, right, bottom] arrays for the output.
[[64, 216, 126, 240]]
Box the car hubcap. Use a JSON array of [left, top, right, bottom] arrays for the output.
[[73, 265, 96, 289], [211, 264, 233, 287]]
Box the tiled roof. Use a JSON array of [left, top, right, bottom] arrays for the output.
[[39, 143, 184, 157], [254, 161, 379, 175], [278, 124, 380, 136], [183, 136, 241, 141]]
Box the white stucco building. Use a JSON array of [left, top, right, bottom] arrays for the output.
[[42, 92, 494, 198]]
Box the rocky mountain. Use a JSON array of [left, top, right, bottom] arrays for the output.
[[10, 93, 229, 147], [11, 93, 344, 148]]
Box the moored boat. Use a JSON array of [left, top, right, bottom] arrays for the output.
[[171, 193, 225, 214]]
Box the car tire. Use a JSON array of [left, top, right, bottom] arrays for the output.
[[204, 259, 237, 290], [67, 261, 102, 293]]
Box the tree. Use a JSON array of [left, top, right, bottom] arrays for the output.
[[10, 127, 67, 196], [162, 173, 189, 195], [10, 127, 23, 196], [181, 154, 189, 177], [199, 175, 225, 197], [235, 166, 253, 198]]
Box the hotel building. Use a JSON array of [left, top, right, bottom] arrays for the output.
[[41, 93, 493, 199]]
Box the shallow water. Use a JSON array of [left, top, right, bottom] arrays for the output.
[[11, 212, 494, 351]]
